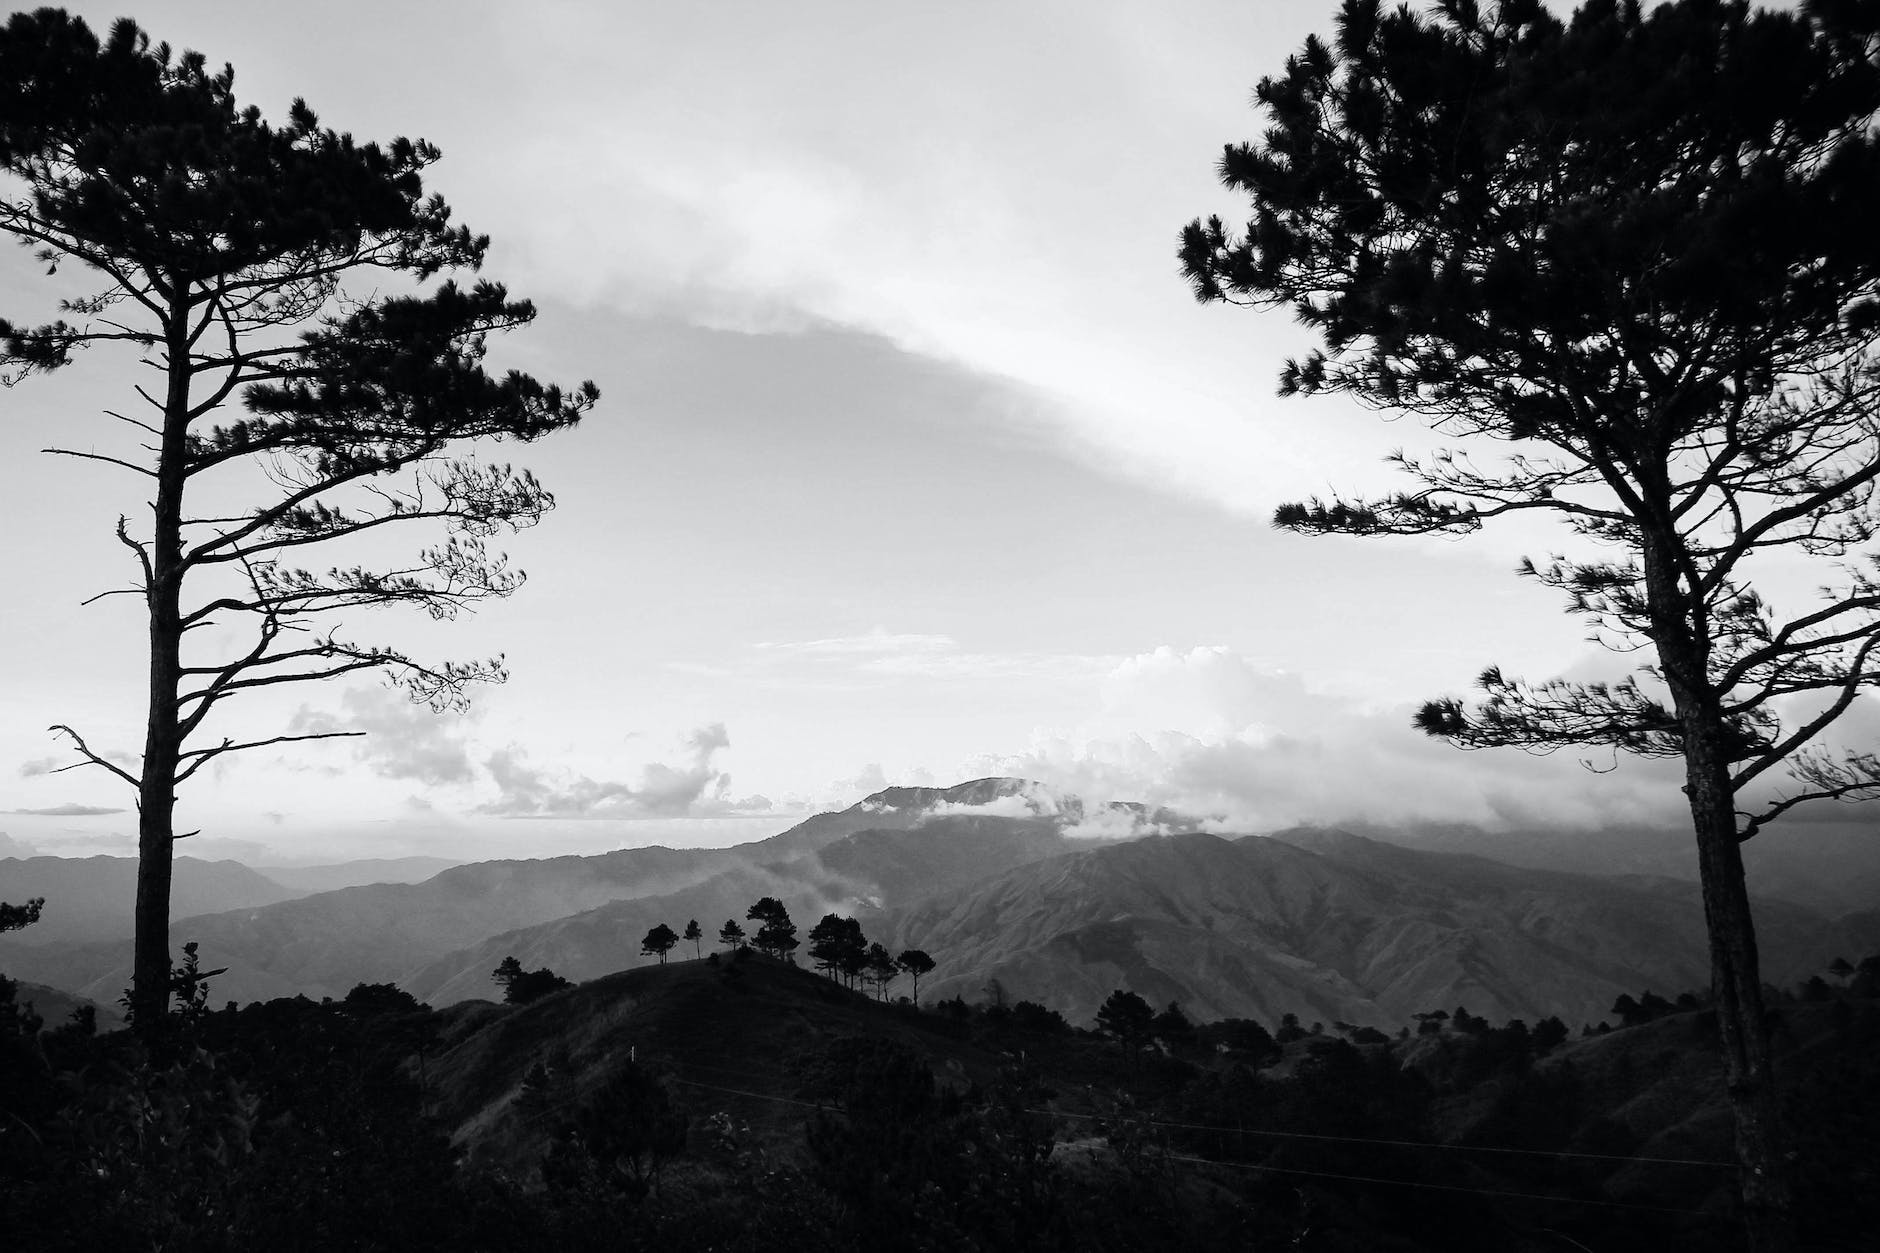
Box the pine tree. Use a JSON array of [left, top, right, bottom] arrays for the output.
[[0, 12, 597, 1033], [640, 923, 679, 964], [895, 949, 935, 1005], [717, 918, 745, 952], [863, 942, 897, 1001], [1180, 4, 1880, 1244], [682, 919, 702, 960]]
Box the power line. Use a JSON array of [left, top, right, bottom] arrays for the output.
[[662, 1074, 1710, 1218], [661, 1056, 1735, 1169]]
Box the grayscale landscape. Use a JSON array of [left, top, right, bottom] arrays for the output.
[[4, 3, 1879, 1251]]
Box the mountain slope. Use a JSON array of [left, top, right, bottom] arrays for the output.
[[0, 855, 303, 945], [403, 810, 1083, 1005], [253, 856, 462, 892], [882, 830, 1867, 1030]]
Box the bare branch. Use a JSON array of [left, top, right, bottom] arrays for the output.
[[41, 447, 157, 477], [173, 730, 364, 784], [46, 724, 139, 789]]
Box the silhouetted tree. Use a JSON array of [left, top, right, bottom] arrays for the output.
[[1179, 5, 1880, 1240], [863, 942, 897, 1001], [1532, 1016, 1570, 1054], [682, 918, 702, 960], [717, 918, 745, 951], [0, 11, 598, 1034], [1828, 956, 1855, 983], [1096, 989, 1155, 1062], [746, 897, 798, 962], [0, 897, 43, 932], [491, 955, 567, 1005], [640, 923, 678, 965], [343, 982, 421, 1015], [1277, 1012, 1309, 1044], [807, 914, 867, 986], [895, 949, 935, 1004]]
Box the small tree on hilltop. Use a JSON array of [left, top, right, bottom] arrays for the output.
[[683, 919, 701, 960], [640, 923, 678, 965], [493, 954, 567, 1005], [863, 942, 898, 1002], [896, 949, 935, 1005], [0, 12, 598, 1035], [745, 897, 798, 962], [1180, 3, 1880, 1242], [717, 918, 745, 952], [808, 913, 868, 987]]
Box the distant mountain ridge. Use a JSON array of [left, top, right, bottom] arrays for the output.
[[882, 829, 1872, 1029], [4, 780, 1874, 1031], [0, 855, 303, 946]]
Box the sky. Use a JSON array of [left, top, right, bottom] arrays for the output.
[[0, 0, 1854, 863]]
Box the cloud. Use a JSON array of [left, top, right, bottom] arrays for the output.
[[972, 645, 1691, 834], [753, 629, 1118, 683], [478, 722, 774, 819], [3, 803, 129, 817], [289, 687, 477, 786], [19, 747, 137, 777], [756, 630, 956, 657], [922, 791, 1050, 820]]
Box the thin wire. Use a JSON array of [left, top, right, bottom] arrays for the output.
[[662, 1075, 1711, 1218], [661, 1057, 1736, 1170]]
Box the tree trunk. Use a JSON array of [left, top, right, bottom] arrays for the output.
[[130, 308, 191, 1038], [1683, 730, 1795, 1252], [1644, 532, 1796, 1252]]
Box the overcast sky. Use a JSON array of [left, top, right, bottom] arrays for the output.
[[0, 0, 1825, 862]]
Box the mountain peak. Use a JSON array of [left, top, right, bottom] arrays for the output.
[[854, 776, 1040, 814]]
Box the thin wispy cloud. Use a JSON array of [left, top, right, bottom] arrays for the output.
[[3, 803, 128, 817]]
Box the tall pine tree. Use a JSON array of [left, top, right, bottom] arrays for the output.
[[0, 12, 597, 1033], [1180, 4, 1880, 1246]]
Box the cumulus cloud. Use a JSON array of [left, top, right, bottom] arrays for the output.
[[288, 687, 477, 786], [478, 722, 774, 819], [973, 645, 1691, 833], [3, 803, 129, 817]]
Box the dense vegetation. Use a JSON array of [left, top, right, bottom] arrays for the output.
[[5, 908, 1878, 1251]]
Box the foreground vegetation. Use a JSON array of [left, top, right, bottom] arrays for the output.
[[4, 937, 1877, 1252]]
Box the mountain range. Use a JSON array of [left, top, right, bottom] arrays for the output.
[[3, 778, 1876, 1030]]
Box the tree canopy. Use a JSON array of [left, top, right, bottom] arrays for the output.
[[1180, 2, 1880, 1245], [640, 923, 679, 965], [0, 11, 596, 1032]]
